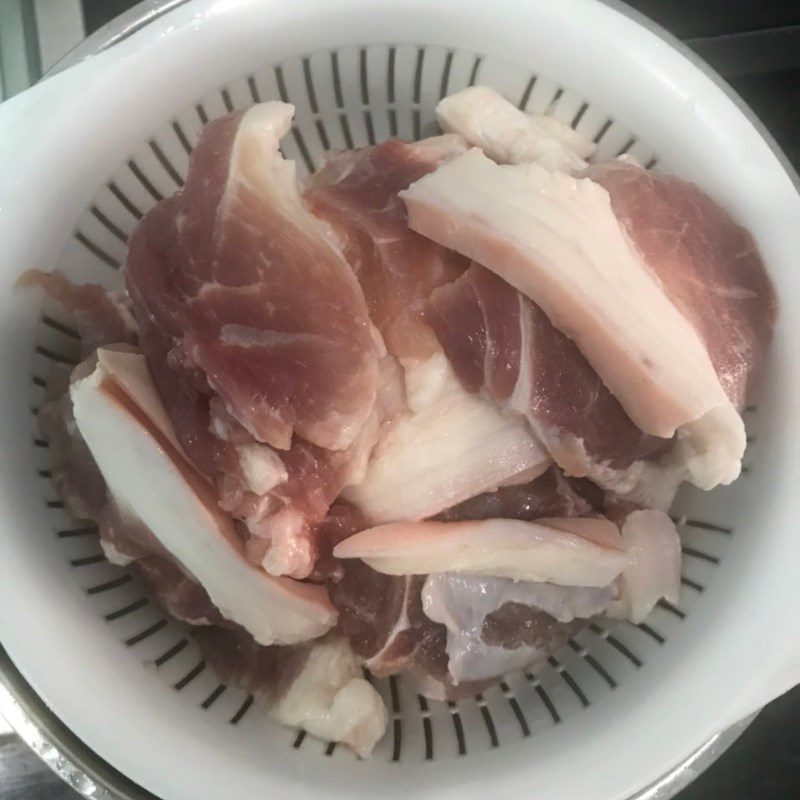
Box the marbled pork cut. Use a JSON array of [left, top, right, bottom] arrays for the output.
[[306, 135, 469, 360], [587, 160, 777, 410], [401, 150, 746, 490], [125, 102, 381, 577], [428, 264, 677, 507], [126, 101, 378, 452], [307, 503, 449, 680]]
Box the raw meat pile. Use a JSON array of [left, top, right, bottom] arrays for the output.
[[30, 86, 776, 756]]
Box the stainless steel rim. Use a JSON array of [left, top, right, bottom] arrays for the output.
[[5, 0, 795, 796]]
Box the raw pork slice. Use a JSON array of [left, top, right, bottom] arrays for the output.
[[71, 349, 336, 645], [135, 318, 351, 579], [306, 135, 469, 360], [135, 556, 226, 627], [196, 628, 387, 757], [422, 574, 612, 683], [436, 86, 595, 172], [428, 264, 677, 507], [125, 102, 382, 577], [126, 101, 378, 452], [334, 516, 626, 586], [328, 560, 448, 680], [23, 274, 138, 518], [586, 160, 777, 410], [309, 138, 549, 519], [20, 269, 137, 358], [401, 149, 746, 490]]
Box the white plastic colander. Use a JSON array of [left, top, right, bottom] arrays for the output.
[[0, 1, 799, 798]]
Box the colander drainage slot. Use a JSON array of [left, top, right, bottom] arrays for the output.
[[126, 619, 168, 647]]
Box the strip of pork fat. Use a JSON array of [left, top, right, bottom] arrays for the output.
[[401, 149, 746, 491], [342, 353, 550, 523], [334, 516, 626, 587], [608, 509, 682, 623], [436, 86, 595, 173], [196, 628, 387, 757]]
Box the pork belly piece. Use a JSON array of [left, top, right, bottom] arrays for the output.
[[422, 573, 611, 684], [428, 264, 679, 507], [71, 349, 336, 645], [401, 149, 745, 490], [342, 352, 550, 523], [126, 101, 378, 452], [196, 628, 387, 757], [436, 86, 595, 172], [334, 516, 626, 587], [23, 280, 241, 627], [587, 160, 777, 410], [306, 136, 469, 361]]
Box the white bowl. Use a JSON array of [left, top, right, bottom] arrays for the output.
[[0, 1, 798, 798]]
